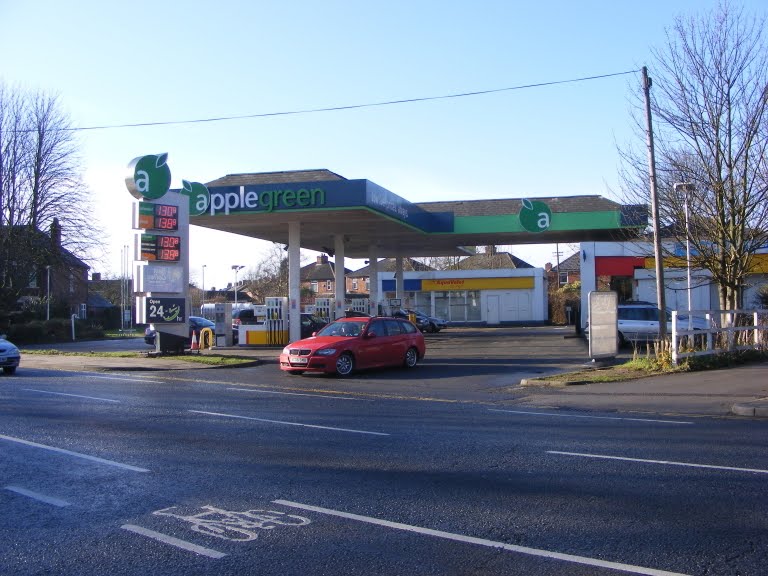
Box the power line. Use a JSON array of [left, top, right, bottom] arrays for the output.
[[61, 69, 640, 133]]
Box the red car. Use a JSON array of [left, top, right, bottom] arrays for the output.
[[279, 316, 426, 377]]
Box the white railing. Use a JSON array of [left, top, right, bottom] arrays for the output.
[[671, 309, 768, 366]]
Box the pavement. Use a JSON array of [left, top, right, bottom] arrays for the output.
[[14, 332, 768, 419]]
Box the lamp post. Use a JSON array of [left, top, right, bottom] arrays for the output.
[[231, 265, 244, 306], [45, 265, 51, 321], [201, 264, 207, 311], [674, 182, 695, 328]]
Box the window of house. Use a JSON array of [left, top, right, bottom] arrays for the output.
[[559, 272, 568, 286], [326, 280, 332, 292], [352, 279, 358, 290], [311, 281, 318, 293]]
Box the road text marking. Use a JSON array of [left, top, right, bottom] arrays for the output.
[[23, 389, 120, 403], [5, 485, 70, 507], [489, 409, 693, 425], [273, 500, 689, 576], [0, 434, 149, 472], [227, 387, 368, 401], [189, 410, 389, 436], [121, 524, 227, 559], [548, 451, 768, 474]]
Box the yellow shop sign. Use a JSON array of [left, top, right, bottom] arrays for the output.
[[422, 277, 534, 291]]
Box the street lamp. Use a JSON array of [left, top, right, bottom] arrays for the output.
[[231, 265, 244, 306], [45, 265, 51, 321], [674, 182, 695, 329], [201, 264, 207, 311]]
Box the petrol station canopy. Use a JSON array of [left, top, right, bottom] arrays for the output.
[[189, 169, 646, 258]]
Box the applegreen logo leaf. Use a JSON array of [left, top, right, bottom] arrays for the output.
[[125, 153, 172, 200], [180, 179, 210, 216], [519, 199, 552, 233]]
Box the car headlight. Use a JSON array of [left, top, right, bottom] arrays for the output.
[[315, 348, 337, 356], [282, 347, 290, 355]]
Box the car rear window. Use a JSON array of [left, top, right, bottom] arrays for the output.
[[398, 320, 417, 334]]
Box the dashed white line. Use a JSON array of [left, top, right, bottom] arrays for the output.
[[5, 485, 70, 507], [121, 524, 227, 559], [548, 451, 768, 474], [273, 500, 689, 576], [189, 410, 389, 436], [0, 434, 149, 472], [227, 387, 369, 401], [23, 389, 120, 403], [489, 409, 693, 425]]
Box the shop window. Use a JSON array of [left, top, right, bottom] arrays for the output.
[[610, 277, 633, 302]]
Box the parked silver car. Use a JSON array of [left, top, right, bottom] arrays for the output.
[[0, 335, 21, 375], [616, 302, 709, 345]]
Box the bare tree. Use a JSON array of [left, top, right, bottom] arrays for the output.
[[0, 82, 101, 309], [620, 2, 768, 310]]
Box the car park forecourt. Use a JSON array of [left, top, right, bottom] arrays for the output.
[[280, 316, 426, 377]]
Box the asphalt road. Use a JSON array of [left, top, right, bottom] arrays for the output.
[[2, 362, 767, 576]]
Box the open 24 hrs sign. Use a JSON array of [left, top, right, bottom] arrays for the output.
[[146, 298, 185, 323]]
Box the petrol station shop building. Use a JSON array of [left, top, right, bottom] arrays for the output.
[[190, 169, 645, 342]]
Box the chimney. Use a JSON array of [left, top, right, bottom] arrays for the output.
[[545, 263, 553, 272], [50, 218, 62, 249], [92, 272, 102, 281], [317, 255, 328, 264]]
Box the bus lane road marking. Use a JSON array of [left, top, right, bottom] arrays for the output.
[[189, 410, 389, 436], [0, 434, 149, 472], [273, 500, 690, 576], [548, 450, 768, 475]]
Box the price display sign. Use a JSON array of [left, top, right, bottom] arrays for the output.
[[140, 234, 181, 262], [138, 202, 179, 231], [145, 297, 185, 323]]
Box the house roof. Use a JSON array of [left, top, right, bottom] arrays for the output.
[[453, 252, 534, 270], [552, 252, 581, 273], [301, 260, 352, 281], [348, 258, 436, 277]]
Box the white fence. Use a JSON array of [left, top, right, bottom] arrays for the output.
[[671, 309, 768, 366]]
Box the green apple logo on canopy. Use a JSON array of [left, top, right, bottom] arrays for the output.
[[519, 199, 552, 233], [180, 180, 210, 216], [126, 153, 172, 200]]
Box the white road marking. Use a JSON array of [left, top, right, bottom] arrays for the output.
[[0, 434, 149, 472], [189, 410, 389, 436], [121, 524, 227, 559], [23, 389, 121, 403], [227, 387, 368, 401], [82, 375, 166, 384], [548, 451, 768, 475], [5, 485, 70, 507], [489, 409, 693, 425], [273, 500, 689, 576]]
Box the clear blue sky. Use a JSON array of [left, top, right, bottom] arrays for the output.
[[1, 0, 755, 289]]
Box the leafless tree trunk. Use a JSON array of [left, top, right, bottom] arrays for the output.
[[0, 82, 102, 309], [619, 2, 768, 310]]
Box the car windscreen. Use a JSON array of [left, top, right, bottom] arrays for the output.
[[316, 321, 367, 337]]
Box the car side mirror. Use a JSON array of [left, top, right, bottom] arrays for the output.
[[366, 332, 377, 339]]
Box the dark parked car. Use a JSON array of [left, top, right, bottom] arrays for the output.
[[280, 316, 426, 377], [300, 313, 327, 338], [144, 316, 215, 347]]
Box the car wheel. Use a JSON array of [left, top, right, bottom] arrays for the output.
[[429, 322, 438, 333], [335, 353, 355, 377], [404, 347, 419, 368], [3, 366, 16, 375]]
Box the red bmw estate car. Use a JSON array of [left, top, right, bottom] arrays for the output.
[[279, 316, 426, 377]]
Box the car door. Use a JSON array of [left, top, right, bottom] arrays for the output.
[[358, 319, 388, 368], [383, 319, 407, 366]]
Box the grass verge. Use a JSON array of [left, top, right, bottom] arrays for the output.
[[20, 349, 257, 367]]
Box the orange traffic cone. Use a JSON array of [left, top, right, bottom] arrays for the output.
[[190, 331, 199, 352]]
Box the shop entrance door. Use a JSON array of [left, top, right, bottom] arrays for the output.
[[487, 295, 500, 325]]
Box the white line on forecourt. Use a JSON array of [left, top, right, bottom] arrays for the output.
[[548, 451, 768, 475], [489, 409, 693, 425], [5, 485, 70, 507], [189, 410, 389, 436], [273, 500, 689, 576], [0, 434, 149, 472], [227, 387, 369, 401], [121, 525, 226, 559], [23, 389, 121, 403]]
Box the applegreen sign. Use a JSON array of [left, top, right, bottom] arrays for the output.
[[126, 153, 172, 200], [180, 180, 210, 216], [519, 199, 552, 233]]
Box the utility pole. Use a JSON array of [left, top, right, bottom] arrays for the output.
[[643, 66, 667, 340]]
